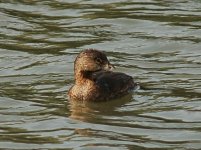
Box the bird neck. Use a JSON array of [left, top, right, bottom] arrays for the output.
[[74, 70, 93, 85]]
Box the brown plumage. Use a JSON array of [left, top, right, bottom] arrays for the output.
[[68, 49, 138, 101]]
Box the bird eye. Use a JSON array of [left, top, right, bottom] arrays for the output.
[[95, 57, 102, 64]]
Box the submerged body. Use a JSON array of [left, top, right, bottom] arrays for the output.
[[68, 49, 138, 101]]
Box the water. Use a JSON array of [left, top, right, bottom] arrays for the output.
[[0, 0, 201, 149]]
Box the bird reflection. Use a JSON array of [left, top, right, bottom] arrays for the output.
[[68, 93, 133, 122]]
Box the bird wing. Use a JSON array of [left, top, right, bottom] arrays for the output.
[[91, 71, 135, 98]]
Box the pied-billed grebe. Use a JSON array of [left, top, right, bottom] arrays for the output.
[[68, 49, 138, 101]]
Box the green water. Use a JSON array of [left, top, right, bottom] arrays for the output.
[[0, 0, 201, 149]]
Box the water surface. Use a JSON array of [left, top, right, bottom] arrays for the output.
[[0, 0, 201, 149]]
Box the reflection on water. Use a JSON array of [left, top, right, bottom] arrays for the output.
[[0, 0, 201, 149], [69, 94, 133, 122]]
